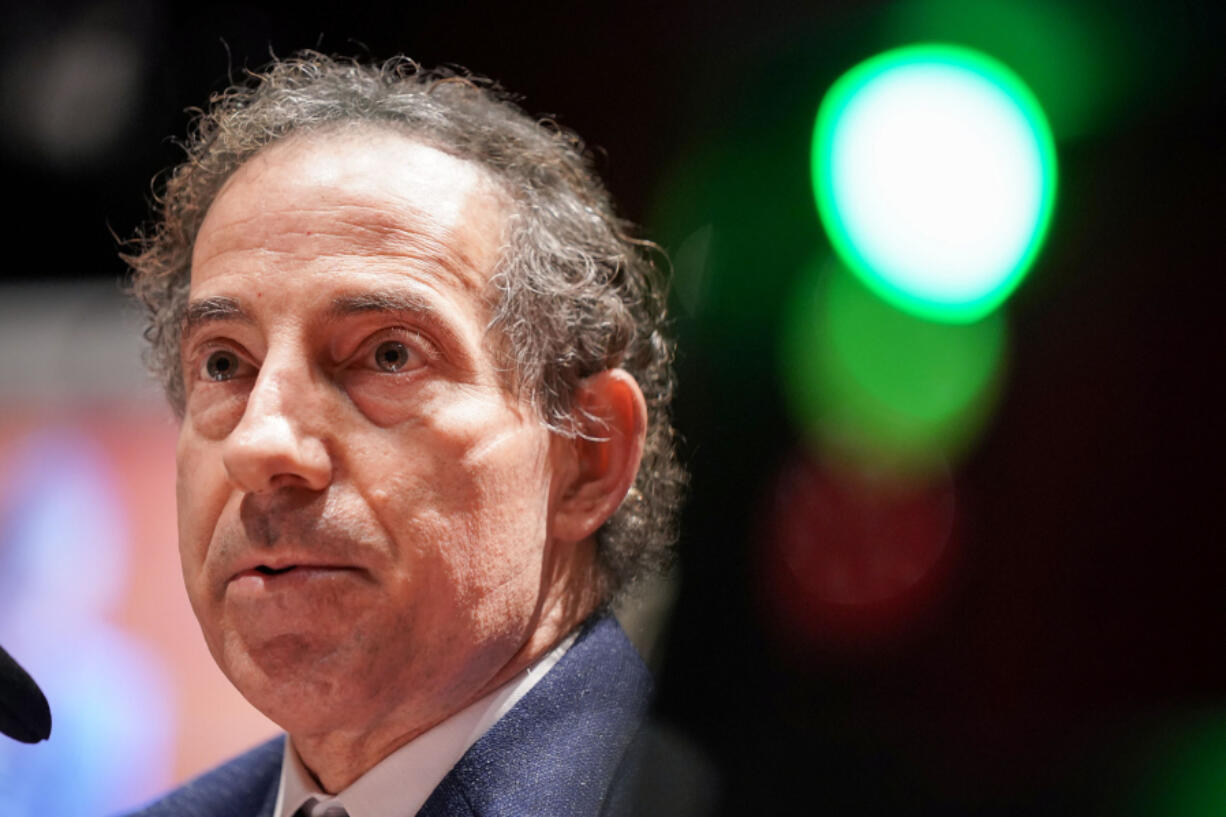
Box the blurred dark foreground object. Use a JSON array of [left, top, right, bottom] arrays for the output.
[[0, 643, 51, 743]]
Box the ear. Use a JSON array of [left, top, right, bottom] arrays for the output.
[[550, 369, 648, 545]]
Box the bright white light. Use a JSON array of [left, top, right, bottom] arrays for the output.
[[814, 45, 1057, 322]]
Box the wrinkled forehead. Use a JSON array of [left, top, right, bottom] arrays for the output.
[[192, 126, 511, 292]]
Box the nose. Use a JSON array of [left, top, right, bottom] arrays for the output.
[[221, 356, 333, 494]]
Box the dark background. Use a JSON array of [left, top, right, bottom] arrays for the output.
[[1, 1, 1222, 814]]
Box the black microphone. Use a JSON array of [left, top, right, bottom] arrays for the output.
[[0, 643, 51, 743]]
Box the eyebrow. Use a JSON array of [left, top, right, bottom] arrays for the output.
[[327, 291, 472, 359], [182, 296, 250, 338], [183, 292, 439, 332], [327, 291, 438, 321]]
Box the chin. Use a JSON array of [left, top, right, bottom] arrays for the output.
[[218, 632, 361, 725]]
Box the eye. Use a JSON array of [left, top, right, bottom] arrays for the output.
[[203, 350, 242, 381], [373, 340, 414, 372]]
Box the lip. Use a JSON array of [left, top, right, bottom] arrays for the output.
[[226, 554, 364, 584], [232, 564, 357, 580], [226, 564, 367, 600]]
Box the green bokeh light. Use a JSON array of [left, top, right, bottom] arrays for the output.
[[780, 258, 1007, 470], [813, 43, 1057, 324], [1126, 713, 1226, 817], [879, 0, 1131, 141]]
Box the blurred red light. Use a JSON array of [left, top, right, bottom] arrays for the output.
[[758, 452, 959, 652]]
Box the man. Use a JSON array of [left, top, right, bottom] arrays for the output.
[[122, 53, 684, 816]]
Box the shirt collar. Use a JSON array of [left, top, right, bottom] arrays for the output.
[[274, 631, 577, 817]]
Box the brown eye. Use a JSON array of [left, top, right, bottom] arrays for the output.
[[373, 340, 412, 372], [204, 350, 240, 381]]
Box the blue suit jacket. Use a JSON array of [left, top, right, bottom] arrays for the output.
[[123, 614, 651, 817]]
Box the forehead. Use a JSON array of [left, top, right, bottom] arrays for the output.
[[191, 127, 508, 294]]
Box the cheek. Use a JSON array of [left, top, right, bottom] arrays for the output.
[[175, 425, 227, 589], [359, 409, 555, 583]]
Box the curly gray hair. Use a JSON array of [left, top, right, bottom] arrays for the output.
[[124, 53, 685, 599]]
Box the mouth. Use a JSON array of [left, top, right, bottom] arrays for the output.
[[230, 562, 362, 584], [253, 564, 296, 576], [227, 562, 365, 602]]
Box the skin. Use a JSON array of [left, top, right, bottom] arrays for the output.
[[176, 127, 646, 792]]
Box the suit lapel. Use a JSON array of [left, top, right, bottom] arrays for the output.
[[255, 767, 280, 817], [417, 613, 652, 817], [124, 734, 284, 817]]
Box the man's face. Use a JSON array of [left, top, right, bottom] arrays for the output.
[[177, 129, 569, 739]]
